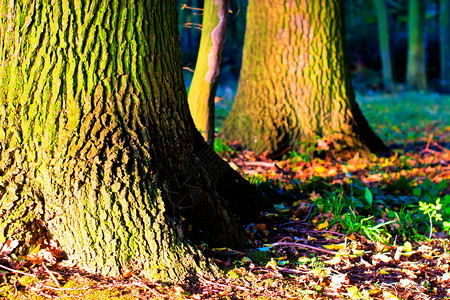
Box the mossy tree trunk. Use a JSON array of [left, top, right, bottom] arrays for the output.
[[440, 0, 450, 93], [406, 0, 427, 90], [221, 0, 389, 157], [188, 0, 230, 144], [374, 0, 394, 91], [0, 0, 262, 282]]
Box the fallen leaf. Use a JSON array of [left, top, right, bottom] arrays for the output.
[[241, 257, 252, 263], [174, 285, 184, 295], [347, 286, 360, 299], [0, 239, 19, 256], [307, 235, 317, 241], [324, 256, 341, 265], [317, 219, 329, 230], [122, 269, 132, 278], [323, 234, 341, 240], [254, 223, 267, 231], [315, 166, 328, 174], [25, 248, 57, 264], [265, 258, 278, 270], [403, 241, 413, 252], [372, 253, 393, 263], [328, 168, 338, 176], [331, 274, 348, 288], [351, 249, 365, 257], [382, 291, 399, 299], [323, 243, 346, 250], [438, 272, 450, 283]]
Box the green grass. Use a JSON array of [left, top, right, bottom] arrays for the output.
[[357, 91, 450, 144], [215, 90, 450, 243], [216, 90, 450, 145]]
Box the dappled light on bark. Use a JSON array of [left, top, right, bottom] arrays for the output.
[[0, 0, 263, 282], [221, 0, 389, 157]]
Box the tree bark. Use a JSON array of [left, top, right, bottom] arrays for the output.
[[221, 0, 389, 157], [440, 0, 450, 93], [0, 0, 263, 282], [406, 0, 427, 90], [374, 0, 394, 91], [188, 0, 230, 144]]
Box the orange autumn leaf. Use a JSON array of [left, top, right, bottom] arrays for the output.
[[315, 165, 328, 174], [317, 219, 329, 230], [327, 168, 338, 176], [254, 223, 267, 231]]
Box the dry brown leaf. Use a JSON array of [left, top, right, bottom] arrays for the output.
[[0, 239, 19, 256]]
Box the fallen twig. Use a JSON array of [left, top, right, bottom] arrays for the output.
[[272, 242, 337, 255], [241, 161, 276, 168], [276, 266, 307, 274], [432, 142, 450, 154], [198, 275, 249, 291], [313, 230, 347, 237], [0, 263, 37, 278], [424, 134, 433, 152], [42, 264, 60, 287]]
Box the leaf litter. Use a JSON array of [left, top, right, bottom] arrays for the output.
[[1, 136, 448, 299], [1, 94, 450, 299]]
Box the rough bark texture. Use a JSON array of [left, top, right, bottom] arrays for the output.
[[406, 0, 427, 90], [221, 0, 389, 157], [374, 0, 394, 91], [188, 0, 230, 144], [0, 0, 263, 282], [440, 0, 450, 93]]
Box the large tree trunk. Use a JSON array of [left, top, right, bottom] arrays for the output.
[[220, 0, 389, 157], [0, 0, 263, 282], [188, 0, 230, 144], [440, 0, 450, 93], [406, 0, 427, 90], [374, 0, 394, 91]]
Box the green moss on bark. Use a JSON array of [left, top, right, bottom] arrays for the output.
[[0, 0, 263, 283]]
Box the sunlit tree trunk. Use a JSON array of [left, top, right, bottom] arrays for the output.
[[188, 0, 230, 144], [0, 0, 262, 282], [440, 0, 450, 93], [406, 0, 427, 90], [374, 0, 394, 91], [221, 0, 389, 157]]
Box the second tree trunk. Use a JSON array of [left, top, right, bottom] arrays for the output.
[[221, 0, 389, 157]]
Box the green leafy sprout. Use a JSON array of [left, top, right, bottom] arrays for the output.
[[419, 198, 443, 239]]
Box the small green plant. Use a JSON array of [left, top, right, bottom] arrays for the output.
[[339, 209, 392, 243], [311, 187, 347, 227], [419, 198, 443, 239], [213, 137, 234, 154], [387, 205, 423, 241], [413, 179, 448, 202], [310, 183, 394, 243], [444, 221, 450, 234], [285, 150, 310, 163], [297, 255, 325, 270]]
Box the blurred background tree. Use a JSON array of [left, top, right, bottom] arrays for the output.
[[178, 0, 445, 143], [440, 0, 450, 93], [219, 0, 388, 157], [187, 0, 230, 144], [375, 0, 395, 91], [406, 0, 427, 90]]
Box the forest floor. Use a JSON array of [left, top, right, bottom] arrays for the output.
[[0, 92, 449, 299]]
